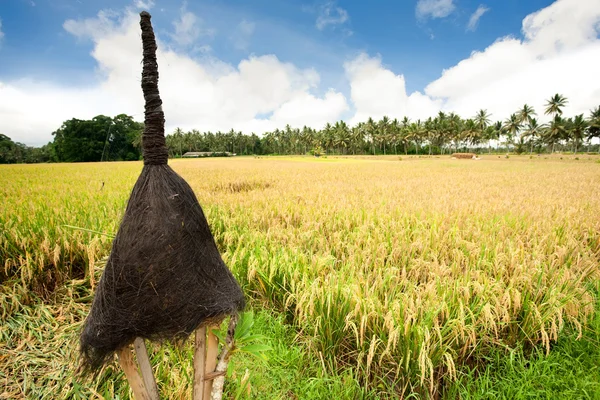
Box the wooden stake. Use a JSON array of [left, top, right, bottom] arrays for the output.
[[210, 315, 238, 400], [134, 337, 159, 400], [117, 346, 151, 400], [203, 326, 219, 399], [193, 326, 207, 400]]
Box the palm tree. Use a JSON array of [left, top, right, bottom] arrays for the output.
[[587, 106, 600, 146], [474, 109, 491, 131], [334, 121, 351, 154], [431, 113, 448, 154], [408, 120, 425, 155], [517, 104, 536, 125], [474, 109, 491, 153], [502, 114, 521, 152], [365, 117, 377, 155], [544, 115, 566, 153], [400, 117, 410, 154], [378, 116, 391, 155], [351, 124, 365, 155], [173, 127, 184, 157], [462, 119, 480, 149], [522, 118, 541, 154], [545, 94, 568, 118], [321, 122, 335, 154], [570, 114, 588, 154], [390, 118, 400, 154]]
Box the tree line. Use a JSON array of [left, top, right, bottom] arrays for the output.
[[1, 93, 599, 163], [166, 94, 599, 157], [0, 114, 143, 164]]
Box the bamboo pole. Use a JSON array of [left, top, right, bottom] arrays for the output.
[[203, 326, 219, 399], [193, 326, 207, 400], [210, 315, 238, 400], [133, 338, 159, 400], [116, 346, 150, 400]]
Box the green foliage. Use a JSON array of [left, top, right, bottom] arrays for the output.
[[212, 311, 273, 361], [2, 158, 600, 398], [444, 285, 600, 399], [0, 134, 54, 164], [4, 96, 600, 164], [52, 114, 142, 162]]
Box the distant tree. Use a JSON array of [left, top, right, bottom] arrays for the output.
[[52, 115, 142, 162], [522, 118, 542, 154], [474, 109, 491, 138], [569, 114, 588, 154], [502, 114, 522, 151], [544, 115, 566, 153], [587, 106, 600, 144], [517, 104, 536, 125], [545, 94, 568, 118]]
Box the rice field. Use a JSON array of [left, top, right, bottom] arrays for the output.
[[1, 155, 599, 399]]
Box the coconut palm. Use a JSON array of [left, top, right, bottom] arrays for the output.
[[351, 123, 365, 155], [570, 114, 588, 154], [400, 117, 411, 154], [474, 109, 491, 131], [587, 106, 600, 144], [502, 114, 522, 152], [522, 118, 541, 154], [517, 104, 536, 125], [462, 119, 480, 149], [544, 115, 566, 153], [407, 120, 424, 155], [365, 117, 377, 155], [378, 116, 391, 155], [334, 120, 352, 154], [545, 94, 568, 117]]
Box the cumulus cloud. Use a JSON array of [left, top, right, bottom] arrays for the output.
[[346, 0, 600, 125], [0, 9, 348, 145], [344, 54, 441, 124], [416, 0, 455, 19], [2, 0, 600, 146], [64, 10, 124, 41], [134, 0, 155, 10], [467, 5, 489, 32], [426, 0, 600, 121], [316, 2, 349, 30], [170, 3, 215, 48], [231, 19, 255, 51]]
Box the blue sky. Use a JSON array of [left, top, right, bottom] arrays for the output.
[[1, 0, 553, 93], [1, 0, 599, 145]]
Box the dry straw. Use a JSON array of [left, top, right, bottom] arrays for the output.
[[78, 11, 245, 394]]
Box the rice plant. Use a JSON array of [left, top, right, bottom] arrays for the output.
[[1, 156, 599, 398]]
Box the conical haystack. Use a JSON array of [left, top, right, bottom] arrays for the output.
[[79, 11, 245, 375]]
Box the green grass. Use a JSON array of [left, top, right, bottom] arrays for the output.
[[1, 157, 599, 398], [444, 285, 600, 400], [0, 273, 373, 399]]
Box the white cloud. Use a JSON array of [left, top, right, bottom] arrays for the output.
[[2, 0, 600, 146], [231, 19, 255, 51], [0, 18, 4, 43], [64, 10, 123, 40], [316, 2, 349, 30], [344, 54, 441, 124], [467, 5, 489, 32], [0, 9, 348, 145], [416, 0, 455, 19], [425, 0, 600, 121], [134, 0, 155, 10], [346, 0, 600, 125], [170, 3, 215, 48]]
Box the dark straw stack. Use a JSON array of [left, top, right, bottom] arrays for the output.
[[79, 11, 245, 376]]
